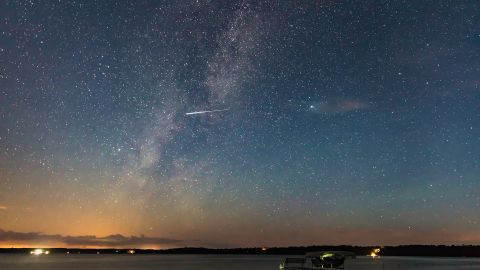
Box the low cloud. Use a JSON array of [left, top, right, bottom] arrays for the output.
[[310, 99, 370, 114], [0, 229, 183, 247], [0, 205, 7, 210]]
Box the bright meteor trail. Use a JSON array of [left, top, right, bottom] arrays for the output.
[[185, 109, 229, 115]]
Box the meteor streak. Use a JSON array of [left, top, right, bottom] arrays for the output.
[[185, 109, 229, 115]]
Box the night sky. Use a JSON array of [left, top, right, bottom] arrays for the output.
[[1, 1, 480, 249]]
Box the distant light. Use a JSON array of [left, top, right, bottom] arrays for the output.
[[30, 249, 46, 255], [261, 247, 267, 251], [128, 249, 136, 254], [370, 248, 381, 258], [44, 250, 50, 255]]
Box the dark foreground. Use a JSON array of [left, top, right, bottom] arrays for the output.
[[0, 254, 479, 270], [2, 245, 480, 257]]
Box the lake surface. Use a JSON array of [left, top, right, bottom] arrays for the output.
[[0, 254, 479, 270]]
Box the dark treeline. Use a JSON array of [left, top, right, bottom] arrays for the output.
[[1, 245, 479, 257]]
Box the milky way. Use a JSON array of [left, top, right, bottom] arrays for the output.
[[0, 1, 479, 248]]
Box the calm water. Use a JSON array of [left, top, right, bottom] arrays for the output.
[[0, 254, 479, 270]]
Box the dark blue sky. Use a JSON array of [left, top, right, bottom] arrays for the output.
[[0, 0, 479, 248]]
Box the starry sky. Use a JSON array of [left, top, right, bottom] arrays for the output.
[[1, 0, 480, 249]]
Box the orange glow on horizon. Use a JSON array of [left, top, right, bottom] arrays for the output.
[[0, 243, 165, 250]]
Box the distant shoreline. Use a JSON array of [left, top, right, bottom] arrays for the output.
[[1, 245, 480, 257]]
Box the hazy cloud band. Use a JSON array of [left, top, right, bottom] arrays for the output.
[[0, 229, 183, 247]]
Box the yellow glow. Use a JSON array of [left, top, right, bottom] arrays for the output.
[[322, 253, 334, 259], [128, 249, 136, 254], [370, 248, 381, 258], [30, 249, 44, 255], [261, 247, 267, 251]]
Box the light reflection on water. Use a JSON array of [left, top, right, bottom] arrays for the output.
[[0, 254, 479, 270]]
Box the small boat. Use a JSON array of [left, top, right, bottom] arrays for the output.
[[279, 251, 356, 269]]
